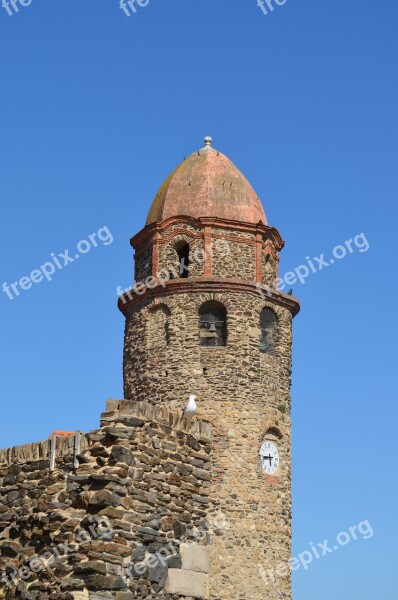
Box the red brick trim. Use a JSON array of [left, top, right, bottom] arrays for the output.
[[118, 278, 300, 316], [263, 474, 282, 486], [204, 225, 213, 275], [256, 232, 263, 283], [152, 232, 160, 277], [130, 215, 284, 251], [159, 230, 201, 244]]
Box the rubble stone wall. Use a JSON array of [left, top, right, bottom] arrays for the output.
[[133, 223, 280, 288], [123, 289, 294, 599], [0, 402, 213, 600]]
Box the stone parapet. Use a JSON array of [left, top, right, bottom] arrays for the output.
[[0, 401, 213, 600]]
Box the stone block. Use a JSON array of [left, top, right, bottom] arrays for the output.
[[180, 543, 210, 573], [60, 576, 85, 590], [110, 446, 135, 465], [165, 569, 207, 599], [75, 561, 107, 575], [83, 574, 126, 590], [148, 562, 168, 588], [71, 591, 89, 600]]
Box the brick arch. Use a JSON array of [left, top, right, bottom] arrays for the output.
[[259, 302, 279, 319], [142, 298, 173, 321], [193, 292, 235, 313], [161, 232, 205, 280], [170, 233, 195, 249], [264, 426, 283, 440], [255, 301, 290, 326]]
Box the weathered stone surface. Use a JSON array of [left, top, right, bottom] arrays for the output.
[[181, 543, 210, 573], [60, 577, 85, 591], [0, 169, 297, 600], [83, 574, 126, 590], [110, 447, 135, 466], [118, 204, 296, 600], [74, 561, 107, 575], [71, 590, 89, 600], [148, 562, 168, 589], [0, 403, 213, 599], [87, 490, 123, 508], [165, 569, 207, 598]]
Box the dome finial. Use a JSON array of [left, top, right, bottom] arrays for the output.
[[204, 136, 213, 148]]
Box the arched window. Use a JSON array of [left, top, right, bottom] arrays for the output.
[[260, 308, 278, 355], [176, 242, 190, 278], [199, 301, 227, 347]]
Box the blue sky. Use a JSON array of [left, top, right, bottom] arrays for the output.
[[0, 1, 397, 598]]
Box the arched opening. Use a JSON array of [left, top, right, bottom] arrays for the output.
[[176, 242, 190, 278], [199, 301, 227, 347], [260, 307, 278, 355], [264, 427, 282, 440]]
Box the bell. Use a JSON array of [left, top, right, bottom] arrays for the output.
[[208, 323, 217, 333]]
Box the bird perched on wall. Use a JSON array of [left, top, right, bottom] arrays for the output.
[[287, 289, 293, 295], [183, 394, 198, 418]]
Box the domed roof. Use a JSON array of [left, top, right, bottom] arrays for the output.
[[146, 137, 267, 226]]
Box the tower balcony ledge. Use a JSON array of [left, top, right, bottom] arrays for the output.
[[118, 277, 300, 317]]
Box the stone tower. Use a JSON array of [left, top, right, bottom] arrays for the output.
[[119, 137, 300, 599]]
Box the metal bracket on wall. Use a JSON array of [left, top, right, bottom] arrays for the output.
[[49, 436, 56, 472], [73, 431, 81, 470]]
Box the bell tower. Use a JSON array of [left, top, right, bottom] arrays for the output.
[[119, 137, 300, 600]]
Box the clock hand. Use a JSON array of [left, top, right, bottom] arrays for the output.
[[264, 454, 273, 467]]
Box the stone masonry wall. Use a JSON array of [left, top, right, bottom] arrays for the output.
[[135, 246, 153, 284], [158, 235, 205, 280], [123, 289, 294, 599], [0, 402, 213, 600], [133, 223, 279, 287]]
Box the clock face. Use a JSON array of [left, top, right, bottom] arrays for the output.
[[259, 441, 280, 475]]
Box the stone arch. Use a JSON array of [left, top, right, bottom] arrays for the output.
[[263, 426, 283, 440], [254, 299, 289, 325], [194, 292, 235, 314], [259, 306, 279, 356], [142, 297, 174, 319], [199, 300, 227, 347], [167, 234, 194, 279], [170, 233, 194, 248]]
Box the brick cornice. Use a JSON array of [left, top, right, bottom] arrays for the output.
[[118, 277, 300, 317], [130, 215, 284, 251]]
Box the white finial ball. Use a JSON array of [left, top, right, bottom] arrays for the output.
[[204, 136, 213, 147]]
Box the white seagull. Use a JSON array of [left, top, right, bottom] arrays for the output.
[[183, 394, 198, 418]]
